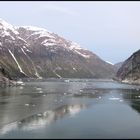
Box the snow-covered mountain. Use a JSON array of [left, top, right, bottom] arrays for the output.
[[16, 26, 93, 59], [0, 19, 115, 79]]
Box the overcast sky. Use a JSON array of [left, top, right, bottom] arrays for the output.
[[0, 1, 140, 64]]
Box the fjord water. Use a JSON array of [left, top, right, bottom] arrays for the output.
[[0, 79, 140, 139]]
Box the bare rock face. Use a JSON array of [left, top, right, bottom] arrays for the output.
[[0, 19, 115, 79], [0, 66, 15, 87], [116, 49, 140, 84]]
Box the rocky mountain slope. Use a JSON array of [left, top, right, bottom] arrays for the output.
[[116, 49, 140, 84], [0, 19, 115, 79], [114, 62, 123, 71], [0, 66, 14, 86]]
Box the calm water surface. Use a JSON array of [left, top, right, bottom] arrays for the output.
[[0, 79, 140, 139]]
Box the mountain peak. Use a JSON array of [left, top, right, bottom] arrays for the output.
[[0, 18, 19, 35], [16, 26, 52, 34]]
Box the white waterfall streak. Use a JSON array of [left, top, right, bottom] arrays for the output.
[[21, 48, 42, 79], [8, 49, 26, 75]]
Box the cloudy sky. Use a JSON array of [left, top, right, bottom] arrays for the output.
[[0, 1, 140, 64]]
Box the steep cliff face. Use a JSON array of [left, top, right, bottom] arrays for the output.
[[116, 49, 140, 84], [0, 19, 115, 79]]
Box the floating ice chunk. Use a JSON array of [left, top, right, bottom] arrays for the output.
[[19, 86, 23, 89], [109, 97, 120, 100], [25, 104, 29, 106], [64, 93, 67, 95], [37, 113, 42, 117], [98, 96, 102, 99], [43, 94, 46, 96], [17, 81, 25, 86], [119, 100, 123, 102], [43, 111, 48, 116], [68, 105, 81, 116], [36, 88, 42, 91], [39, 91, 43, 93]]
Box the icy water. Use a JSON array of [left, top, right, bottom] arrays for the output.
[[0, 79, 140, 139]]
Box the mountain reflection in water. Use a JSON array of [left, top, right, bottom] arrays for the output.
[[1, 79, 140, 138], [0, 104, 86, 134]]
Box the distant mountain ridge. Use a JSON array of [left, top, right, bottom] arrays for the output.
[[0, 18, 115, 79]]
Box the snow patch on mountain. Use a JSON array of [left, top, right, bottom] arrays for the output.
[[17, 25, 91, 59], [43, 42, 56, 46], [21, 48, 27, 56], [106, 61, 114, 65], [41, 38, 56, 44], [33, 31, 54, 39], [17, 26, 51, 32], [23, 46, 32, 53], [16, 26, 53, 38], [74, 50, 90, 58], [0, 30, 16, 41], [69, 42, 82, 50], [17, 36, 28, 43], [1, 30, 10, 36], [0, 18, 19, 35]]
